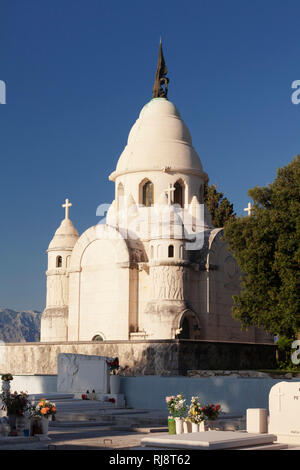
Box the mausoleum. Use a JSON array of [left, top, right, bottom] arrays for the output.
[[41, 43, 272, 347]]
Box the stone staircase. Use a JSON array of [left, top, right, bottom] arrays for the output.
[[28, 393, 249, 434]]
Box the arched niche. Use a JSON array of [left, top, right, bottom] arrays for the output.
[[176, 310, 201, 339], [174, 180, 185, 207], [139, 179, 154, 207], [117, 182, 125, 210], [56, 256, 63, 268]]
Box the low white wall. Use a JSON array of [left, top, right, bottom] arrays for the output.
[[8, 375, 57, 394], [120, 376, 300, 415], [7, 375, 300, 416]]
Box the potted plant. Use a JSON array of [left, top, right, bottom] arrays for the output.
[[165, 396, 176, 434], [165, 394, 187, 434], [186, 396, 205, 432], [1, 373, 13, 394], [106, 357, 126, 395], [29, 398, 56, 435], [0, 391, 30, 433]]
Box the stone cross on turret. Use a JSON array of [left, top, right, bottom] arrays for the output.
[[244, 202, 253, 216], [62, 198, 72, 219], [164, 183, 175, 205]]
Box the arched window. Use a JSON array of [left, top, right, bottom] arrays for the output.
[[174, 181, 183, 207], [180, 245, 184, 258], [150, 245, 154, 258], [168, 245, 174, 258], [66, 255, 71, 267], [142, 180, 154, 207], [56, 256, 62, 268], [92, 334, 104, 342], [117, 182, 125, 209], [199, 184, 204, 203]]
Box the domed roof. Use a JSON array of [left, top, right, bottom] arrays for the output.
[[110, 98, 206, 180], [48, 218, 79, 251]]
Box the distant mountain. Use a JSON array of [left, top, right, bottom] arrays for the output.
[[0, 309, 41, 342]]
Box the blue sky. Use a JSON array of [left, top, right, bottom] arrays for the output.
[[0, 0, 299, 311]]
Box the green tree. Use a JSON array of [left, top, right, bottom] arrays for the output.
[[204, 183, 236, 227], [224, 155, 300, 341]]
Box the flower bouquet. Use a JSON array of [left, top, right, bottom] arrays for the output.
[[165, 394, 187, 418], [29, 399, 57, 435], [1, 374, 13, 395], [106, 357, 120, 375], [186, 397, 205, 432], [201, 403, 221, 421], [165, 394, 187, 434], [30, 398, 56, 419], [1, 391, 30, 416], [1, 373, 13, 382], [1, 391, 31, 433]]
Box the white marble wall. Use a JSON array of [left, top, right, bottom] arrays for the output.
[[57, 353, 110, 393]]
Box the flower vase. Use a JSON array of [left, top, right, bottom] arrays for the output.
[[110, 374, 120, 394], [191, 422, 199, 433], [1, 380, 10, 395], [8, 414, 17, 432], [175, 417, 184, 435], [41, 417, 49, 435], [199, 421, 206, 432], [31, 418, 42, 436], [16, 415, 29, 436], [168, 417, 176, 435], [183, 420, 191, 433]]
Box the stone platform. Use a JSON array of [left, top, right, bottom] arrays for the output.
[[140, 430, 279, 450]]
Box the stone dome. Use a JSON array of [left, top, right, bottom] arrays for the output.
[[48, 218, 79, 251], [110, 98, 205, 180]]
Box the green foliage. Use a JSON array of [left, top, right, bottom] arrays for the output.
[[223, 155, 300, 341], [204, 183, 235, 228]]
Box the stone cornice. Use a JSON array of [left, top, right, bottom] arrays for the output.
[[148, 260, 190, 268], [109, 167, 209, 182]]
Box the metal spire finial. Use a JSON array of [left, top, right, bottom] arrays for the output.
[[152, 39, 169, 98]]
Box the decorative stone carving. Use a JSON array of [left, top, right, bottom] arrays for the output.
[[46, 275, 68, 307], [151, 266, 185, 300]]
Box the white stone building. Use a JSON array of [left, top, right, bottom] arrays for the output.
[[41, 47, 271, 345]]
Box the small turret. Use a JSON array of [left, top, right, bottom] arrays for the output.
[[41, 198, 79, 342]]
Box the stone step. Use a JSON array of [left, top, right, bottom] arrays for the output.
[[29, 393, 75, 401], [53, 414, 167, 427], [235, 442, 289, 450], [0, 436, 40, 446]]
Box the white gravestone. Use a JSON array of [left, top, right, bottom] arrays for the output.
[[246, 409, 268, 434], [269, 381, 300, 444], [57, 353, 110, 394]]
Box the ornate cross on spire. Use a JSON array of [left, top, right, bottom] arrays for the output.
[[152, 39, 169, 98], [244, 202, 253, 216], [62, 198, 72, 219]]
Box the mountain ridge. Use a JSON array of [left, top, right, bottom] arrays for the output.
[[0, 308, 41, 342]]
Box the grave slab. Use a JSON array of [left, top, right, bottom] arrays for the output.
[[268, 381, 300, 444], [140, 431, 277, 450], [57, 353, 110, 394]]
